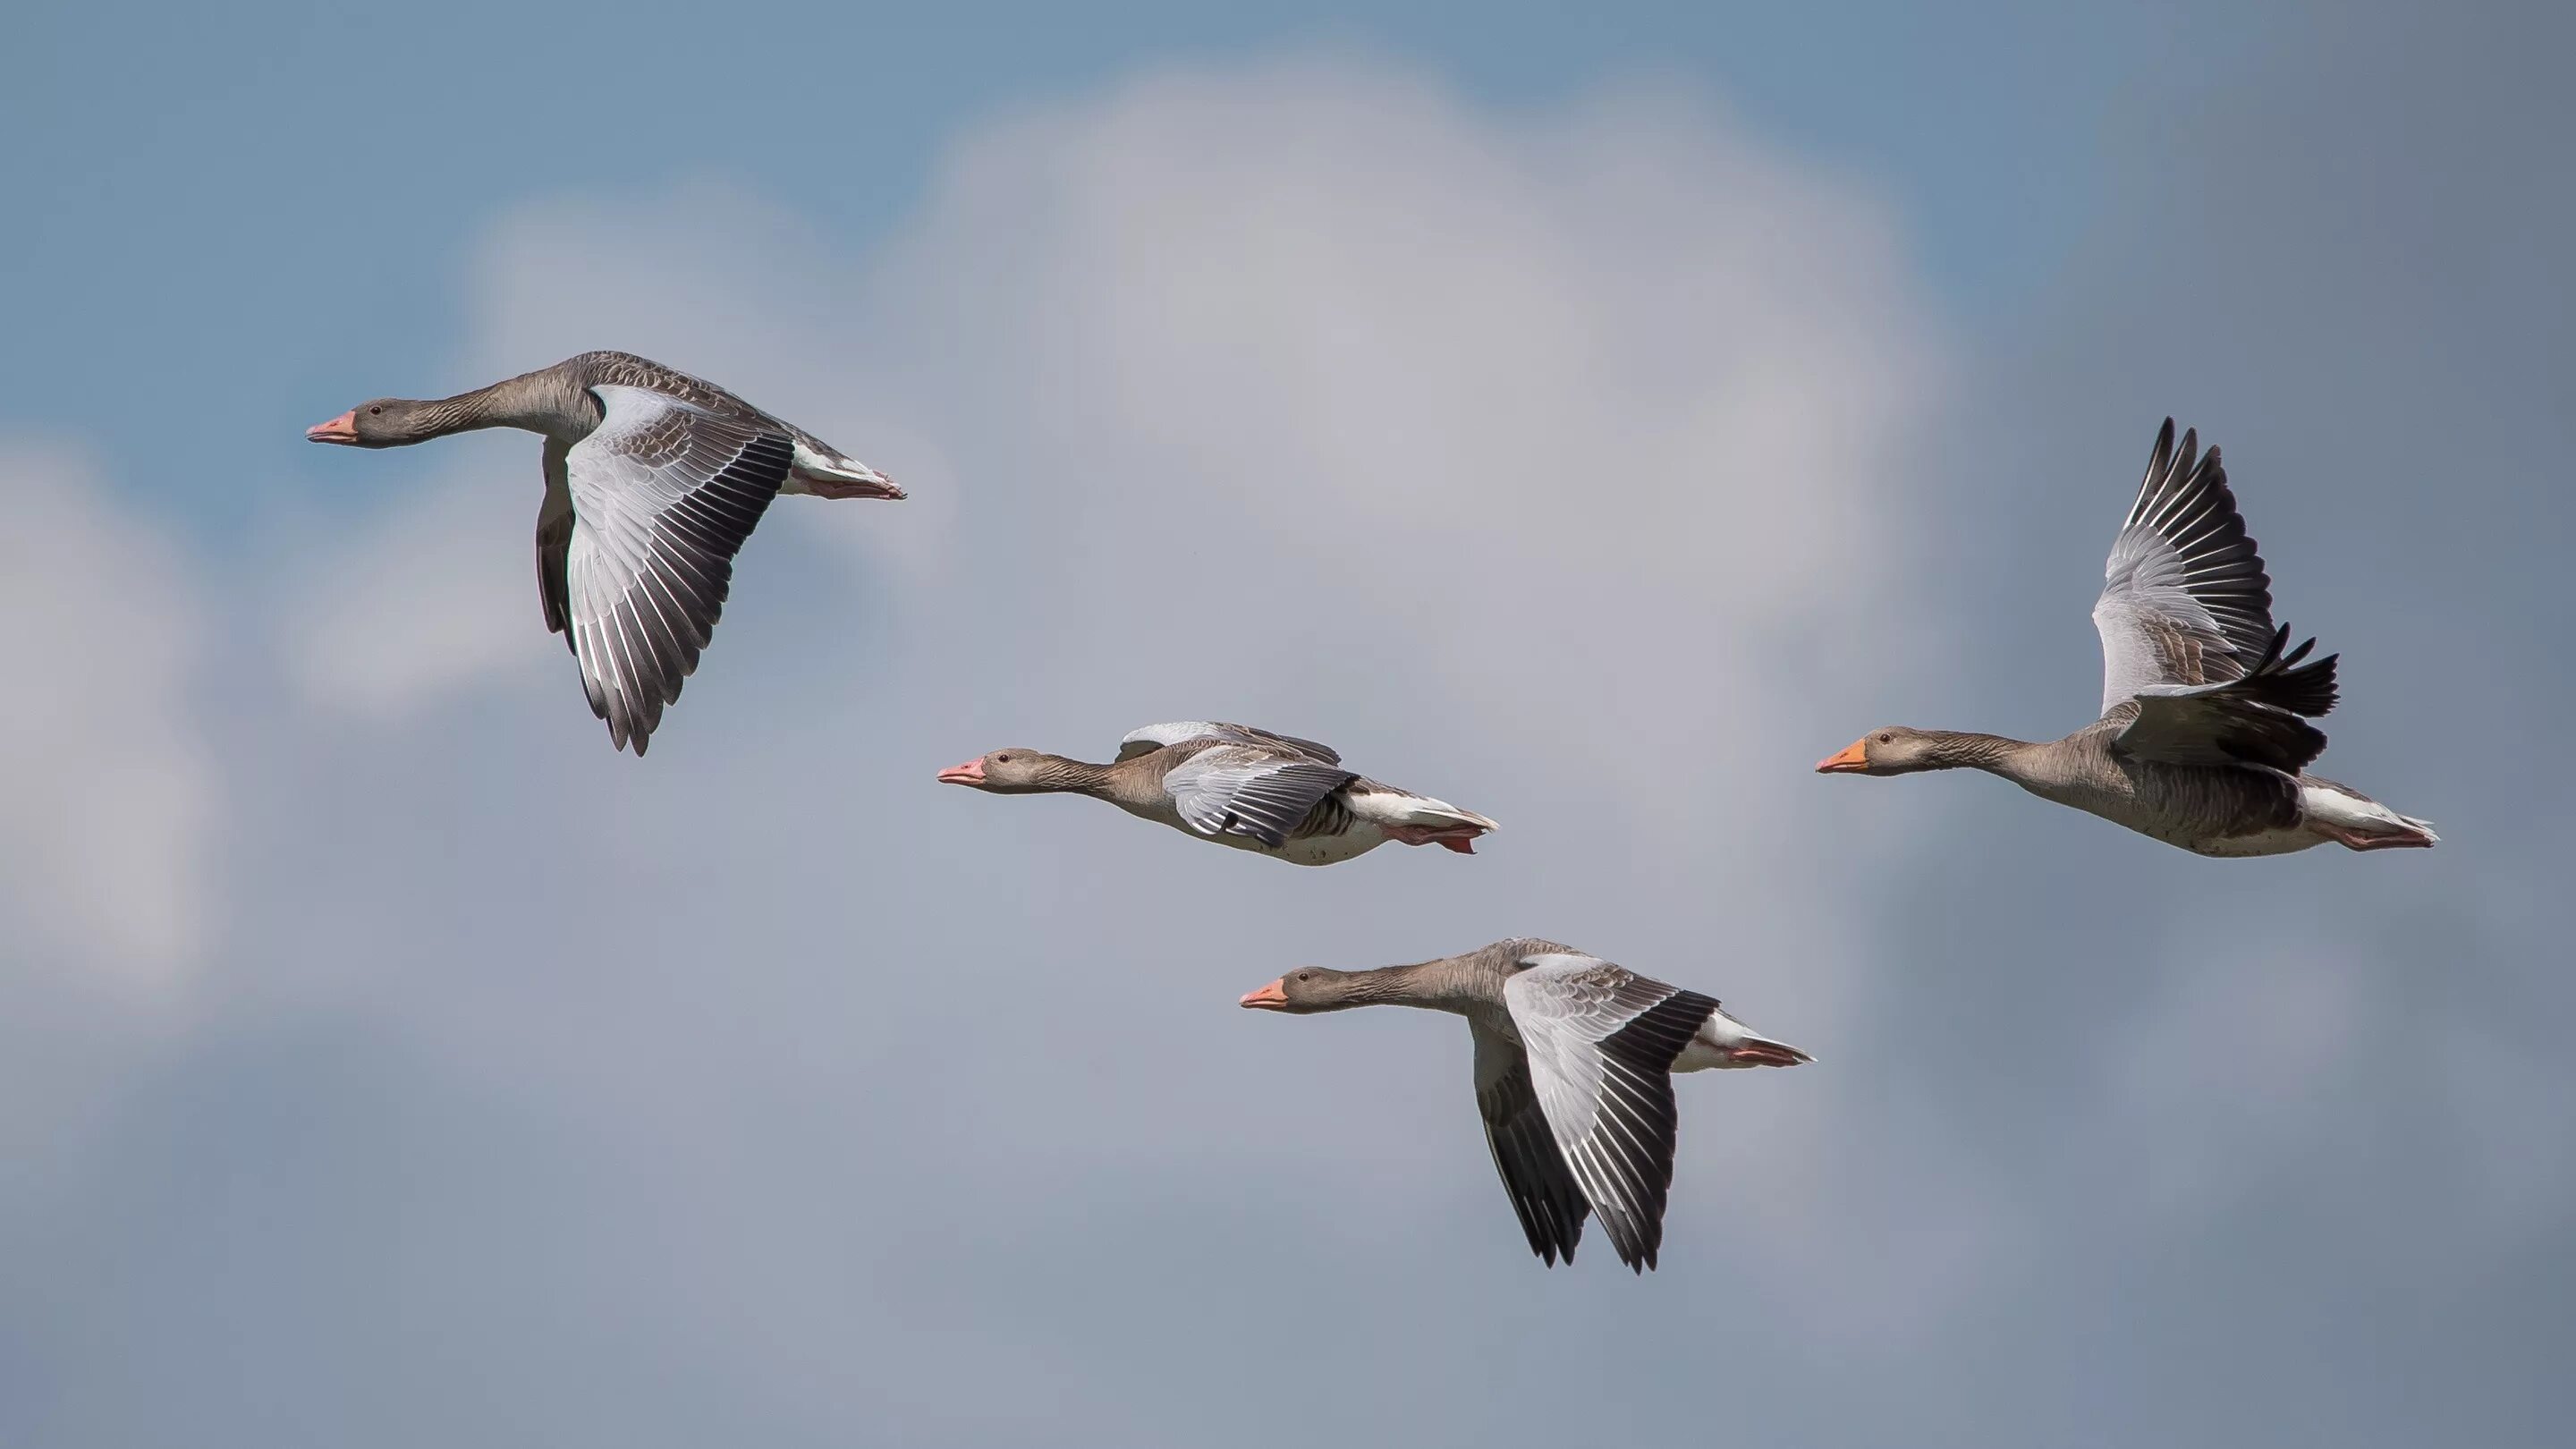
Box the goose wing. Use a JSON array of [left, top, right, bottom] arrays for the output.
[[1502, 952, 1716, 1273], [2092, 419, 2307, 716], [2114, 624, 2338, 771], [537, 438, 575, 647], [1115, 721, 1343, 764], [1158, 744, 1356, 848], [559, 384, 793, 754], [1470, 1021, 1592, 1267]]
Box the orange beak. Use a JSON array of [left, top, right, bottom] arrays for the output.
[[936, 758, 987, 785], [1815, 739, 1872, 774], [1239, 979, 1289, 1009], [305, 411, 360, 445]]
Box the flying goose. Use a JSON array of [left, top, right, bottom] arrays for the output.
[[1818, 419, 2435, 856], [1240, 938, 1810, 1271], [307, 351, 903, 755], [936, 721, 1496, 866]]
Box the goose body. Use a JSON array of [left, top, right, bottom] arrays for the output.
[[1819, 419, 2434, 856], [937, 721, 1496, 867], [308, 352, 902, 754], [1240, 938, 1810, 1271]]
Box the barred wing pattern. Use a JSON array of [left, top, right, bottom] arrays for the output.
[[2116, 624, 2340, 772], [1501, 953, 1718, 1272], [2092, 419, 2287, 716], [558, 384, 794, 754], [1160, 747, 1358, 848]]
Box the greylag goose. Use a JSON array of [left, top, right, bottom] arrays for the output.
[[307, 352, 903, 755], [936, 721, 1496, 866], [1240, 938, 1810, 1271], [1818, 419, 2434, 855]]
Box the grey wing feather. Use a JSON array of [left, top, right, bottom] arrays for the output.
[[1116, 720, 1343, 765], [2114, 625, 2338, 771], [2092, 419, 2286, 715], [1470, 1023, 1591, 1267], [561, 384, 793, 755], [1503, 953, 1716, 1273], [1159, 747, 1356, 847]]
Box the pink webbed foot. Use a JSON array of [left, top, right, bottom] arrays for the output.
[[1383, 823, 1485, 852], [792, 470, 906, 501], [2314, 821, 2436, 852]]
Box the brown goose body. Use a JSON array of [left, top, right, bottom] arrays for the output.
[[936, 721, 1496, 867], [1859, 724, 2414, 858], [307, 352, 902, 754], [1818, 419, 2434, 856]]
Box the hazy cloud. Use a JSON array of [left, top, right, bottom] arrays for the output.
[[0, 442, 214, 990], [6, 30, 2570, 1449]]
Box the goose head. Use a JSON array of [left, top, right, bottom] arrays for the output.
[[1238, 967, 1369, 1014], [936, 750, 1084, 793], [1817, 726, 1952, 776], [306, 398, 445, 448]]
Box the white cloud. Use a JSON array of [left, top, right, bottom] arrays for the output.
[[11, 37, 2567, 1449], [0, 442, 215, 993], [284, 455, 549, 715]]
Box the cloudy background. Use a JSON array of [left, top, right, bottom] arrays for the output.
[[4, 4, 2567, 1445]]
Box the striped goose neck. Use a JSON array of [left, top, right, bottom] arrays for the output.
[[1335, 957, 1493, 1013], [1919, 730, 2029, 773], [1026, 756, 1116, 795], [416, 369, 594, 441]]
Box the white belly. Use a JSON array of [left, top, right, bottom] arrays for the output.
[[1204, 823, 1388, 867], [1673, 1038, 1731, 1072]]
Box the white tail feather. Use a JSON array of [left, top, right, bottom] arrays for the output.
[[787, 440, 902, 497], [2302, 784, 2438, 843], [1351, 791, 1496, 833]]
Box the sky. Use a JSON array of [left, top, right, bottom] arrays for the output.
[[2, 3, 2570, 1446]]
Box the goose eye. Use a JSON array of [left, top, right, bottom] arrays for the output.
[[1877, 733, 1894, 743], [368, 405, 382, 415]]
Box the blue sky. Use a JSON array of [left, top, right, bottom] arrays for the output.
[[6, 0, 2265, 515], [3, 4, 2569, 1447]]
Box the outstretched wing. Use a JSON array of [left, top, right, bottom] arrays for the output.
[[1502, 953, 1716, 1273], [1158, 746, 1356, 847], [1470, 1021, 1593, 1267], [2114, 624, 2338, 772], [537, 438, 575, 649], [1115, 721, 1343, 764], [561, 384, 794, 755], [2092, 419, 2298, 716]]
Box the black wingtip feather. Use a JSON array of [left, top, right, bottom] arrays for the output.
[[1580, 988, 1716, 1273], [2236, 623, 2340, 718], [2115, 417, 2281, 674]]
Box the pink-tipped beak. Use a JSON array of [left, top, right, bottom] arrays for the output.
[[1239, 979, 1289, 1009], [936, 758, 987, 786], [306, 411, 360, 445], [1729, 1038, 1814, 1068]]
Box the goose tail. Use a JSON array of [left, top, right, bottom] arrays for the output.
[[1353, 790, 1497, 853], [2302, 781, 2439, 850]]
